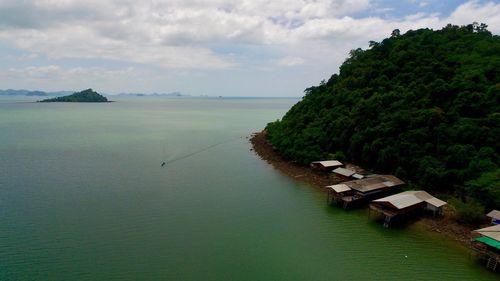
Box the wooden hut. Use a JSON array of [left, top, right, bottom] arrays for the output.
[[326, 184, 353, 206], [471, 224, 500, 271], [310, 160, 343, 171], [326, 175, 404, 209], [332, 167, 356, 181], [369, 190, 447, 227], [487, 210, 500, 225]]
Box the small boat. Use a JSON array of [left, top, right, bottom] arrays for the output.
[[161, 162, 166, 167]]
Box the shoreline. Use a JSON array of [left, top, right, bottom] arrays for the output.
[[250, 131, 474, 247]]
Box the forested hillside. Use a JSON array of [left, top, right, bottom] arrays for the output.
[[266, 23, 500, 211]]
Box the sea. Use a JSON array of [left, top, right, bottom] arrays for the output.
[[0, 96, 497, 280]]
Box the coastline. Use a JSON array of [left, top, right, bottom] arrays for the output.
[[250, 130, 475, 247]]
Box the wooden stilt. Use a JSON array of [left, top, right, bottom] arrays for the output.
[[486, 257, 498, 271]]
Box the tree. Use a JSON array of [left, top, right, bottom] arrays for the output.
[[266, 24, 500, 209]]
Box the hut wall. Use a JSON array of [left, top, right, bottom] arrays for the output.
[[425, 203, 443, 216]]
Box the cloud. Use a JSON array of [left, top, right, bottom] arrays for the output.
[[373, 7, 395, 14], [5, 65, 63, 79], [0, 25, 234, 69], [410, 0, 428, 8], [0, 0, 374, 70], [276, 56, 305, 66], [4, 65, 136, 80], [0, 64, 163, 93], [448, 0, 500, 33], [0, 1, 499, 95]]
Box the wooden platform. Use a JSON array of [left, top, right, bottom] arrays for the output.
[[472, 245, 500, 272], [368, 203, 423, 227]]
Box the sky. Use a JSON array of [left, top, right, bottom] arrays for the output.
[[0, 0, 499, 97]]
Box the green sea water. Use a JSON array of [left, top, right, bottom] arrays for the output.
[[0, 96, 497, 281]]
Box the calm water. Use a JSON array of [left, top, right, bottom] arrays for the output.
[[0, 97, 497, 281]]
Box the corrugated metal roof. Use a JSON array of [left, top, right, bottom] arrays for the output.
[[487, 210, 500, 220], [474, 224, 500, 241], [352, 173, 364, 179], [373, 191, 446, 210], [341, 174, 405, 193], [412, 190, 433, 201], [312, 160, 343, 168], [474, 236, 500, 250], [326, 184, 351, 193], [426, 197, 447, 208], [373, 192, 423, 209], [333, 167, 355, 177], [363, 182, 387, 191], [382, 181, 395, 187], [378, 175, 405, 186]]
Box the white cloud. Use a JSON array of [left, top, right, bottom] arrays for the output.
[[0, 0, 499, 95], [6, 65, 62, 79], [373, 7, 395, 14], [4, 65, 136, 81], [276, 56, 305, 66], [410, 0, 428, 8], [0, 0, 374, 70], [0, 64, 172, 93], [448, 0, 500, 33]]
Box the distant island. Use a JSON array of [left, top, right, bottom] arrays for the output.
[[39, 89, 109, 103]]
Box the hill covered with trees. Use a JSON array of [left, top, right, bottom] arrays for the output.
[[39, 89, 108, 102], [266, 23, 500, 213]]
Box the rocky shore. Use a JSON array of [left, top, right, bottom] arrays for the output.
[[250, 131, 475, 247]]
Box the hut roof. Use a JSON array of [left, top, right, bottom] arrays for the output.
[[326, 184, 351, 193], [425, 197, 447, 208], [373, 190, 447, 210], [352, 173, 365, 179], [474, 236, 500, 250], [333, 167, 356, 177], [311, 160, 343, 168], [342, 175, 404, 193], [474, 224, 500, 241], [487, 210, 500, 220]]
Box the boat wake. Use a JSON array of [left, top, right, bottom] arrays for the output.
[[161, 137, 239, 167]]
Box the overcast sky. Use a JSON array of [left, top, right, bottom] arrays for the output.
[[0, 0, 499, 97]]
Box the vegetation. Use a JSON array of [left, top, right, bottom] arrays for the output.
[[266, 23, 500, 209], [40, 89, 108, 102], [449, 197, 485, 225]]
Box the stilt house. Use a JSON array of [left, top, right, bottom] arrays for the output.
[[369, 190, 447, 227], [326, 175, 404, 209], [471, 224, 500, 272]]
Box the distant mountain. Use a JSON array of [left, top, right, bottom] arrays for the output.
[[0, 89, 190, 98], [117, 91, 186, 97], [0, 89, 73, 96], [151, 92, 184, 97], [39, 89, 109, 103], [25, 91, 47, 96]]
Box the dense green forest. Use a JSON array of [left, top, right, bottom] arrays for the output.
[[40, 89, 108, 102], [266, 23, 500, 213]]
